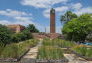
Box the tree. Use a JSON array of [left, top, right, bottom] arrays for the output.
[[60, 11, 77, 23], [86, 32, 92, 42], [0, 24, 12, 45], [25, 24, 39, 33], [22, 29, 33, 39], [62, 14, 92, 42]]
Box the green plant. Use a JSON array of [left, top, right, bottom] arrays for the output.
[[86, 48, 92, 58], [62, 14, 92, 42], [37, 46, 64, 60], [0, 42, 4, 56], [0, 39, 38, 59], [0, 24, 12, 45], [24, 24, 39, 33], [60, 11, 77, 22], [86, 33, 92, 42], [17, 39, 38, 56], [1, 44, 18, 58], [11, 33, 27, 43], [72, 45, 92, 58], [43, 38, 76, 48]]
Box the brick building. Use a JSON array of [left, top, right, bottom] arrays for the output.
[[7, 24, 25, 33]]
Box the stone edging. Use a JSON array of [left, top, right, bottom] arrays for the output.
[[70, 49, 92, 61], [35, 59, 68, 63], [0, 49, 30, 62]]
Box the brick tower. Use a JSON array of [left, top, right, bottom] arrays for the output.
[[50, 8, 55, 33]]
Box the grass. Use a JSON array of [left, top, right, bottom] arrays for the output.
[[37, 46, 64, 60], [37, 38, 70, 60], [0, 39, 38, 59], [72, 45, 92, 58], [0, 43, 4, 56], [43, 38, 76, 48]]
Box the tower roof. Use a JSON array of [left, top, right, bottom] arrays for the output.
[[50, 8, 55, 14]]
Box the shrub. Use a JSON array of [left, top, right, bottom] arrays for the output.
[[11, 31, 33, 43], [11, 33, 23, 42]]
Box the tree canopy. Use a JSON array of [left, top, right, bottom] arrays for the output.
[[25, 24, 39, 33], [62, 14, 92, 42], [60, 11, 77, 23], [0, 24, 12, 45]]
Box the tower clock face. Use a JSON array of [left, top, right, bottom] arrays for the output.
[[50, 8, 55, 14], [52, 10, 55, 13]]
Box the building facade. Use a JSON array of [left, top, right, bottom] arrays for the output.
[[7, 24, 25, 33]]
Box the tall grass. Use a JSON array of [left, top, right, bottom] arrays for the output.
[[0, 42, 4, 55], [37, 46, 64, 60], [0, 39, 38, 58], [0, 44, 18, 58], [43, 38, 76, 48], [72, 45, 92, 58]]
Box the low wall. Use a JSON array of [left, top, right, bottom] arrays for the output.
[[32, 33, 64, 39]]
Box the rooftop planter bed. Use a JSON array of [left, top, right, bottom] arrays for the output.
[[0, 39, 38, 62], [37, 46, 68, 63], [43, 38, 76, 48], [71, 45, 92, 61]]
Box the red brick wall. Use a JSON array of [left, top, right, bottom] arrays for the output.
[[50, 9, 56, 33]]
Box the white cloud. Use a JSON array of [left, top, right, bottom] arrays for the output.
[[0, 9, 44, 32], [0, 9, 36, 26], [55, 6, 69, 12], [72, 3, 82, 10], [0, 20, 12, 25], [43, 9, 50, 18], [0, 9, 28, 17], [21, 0, 68, 8], [15, 17, 32, 21], [74, 7, 92, 15], [0, 9, 33, 21], [0, 20, 35, 26]]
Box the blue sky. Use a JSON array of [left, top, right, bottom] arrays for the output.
[[0, 0, 92, 33]]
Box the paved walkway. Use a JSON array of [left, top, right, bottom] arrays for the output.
[[64, 54, 92, 63], [1, 40, 92, 63], [23, 40, 42, 59], [0, 40, 42, 63], [17, 40, 42, 63], [23, 46, 38, 59]]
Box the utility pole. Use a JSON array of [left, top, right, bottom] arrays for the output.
[[45, 27, 46, 33]]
